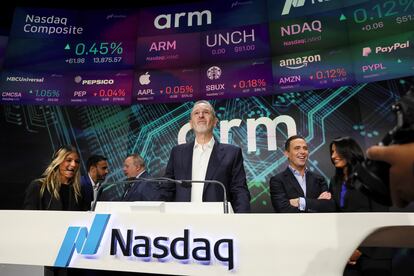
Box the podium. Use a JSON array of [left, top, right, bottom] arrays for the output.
[[94, 201, 234, 214], [0, 207, 414, 276]]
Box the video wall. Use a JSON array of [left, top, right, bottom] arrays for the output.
[[0, 0, 413, 212], [1, 0, 413, 105], [1, 77, 410, 211]]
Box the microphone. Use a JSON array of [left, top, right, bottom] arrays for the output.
[[136, 178, 231, 214], [177, 179, 229, 214], [91, 179, 137, 211], [91, 178, 178, 211], [90, 178, 230, 214]]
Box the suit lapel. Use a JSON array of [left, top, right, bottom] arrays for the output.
[[85, 176, 94, 199], [134, 171, 149, 199], [182, 142, 194, 180], [138, 171, 149, 180], [305, 172, 314, 197], [286, 168, 305, 196], [333, 180, 342, 205], [204, 141, 224, 192], [205, 141, 223, 180]]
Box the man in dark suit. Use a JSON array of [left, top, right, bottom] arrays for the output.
[[269, 135, 335, 213], [122, 153, 159, 201], [81, 155, 109, 209], [163, 100, 251, 213]]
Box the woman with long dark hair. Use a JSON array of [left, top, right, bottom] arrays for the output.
[[329, 137, 391, 276]]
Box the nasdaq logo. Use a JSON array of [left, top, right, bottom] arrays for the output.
[[282, 0, 305, 15], [54, 214, 110, 267], [110, 228, 234, 270], [281, 0, 331, 16], [53, 214, 236, 270]]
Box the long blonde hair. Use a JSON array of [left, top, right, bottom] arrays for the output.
[[39, 145, 82, 202]]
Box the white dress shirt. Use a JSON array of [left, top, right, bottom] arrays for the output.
[[191, 137, 215, 202], [288, 166, 308, 211], [88, 174, 100, 202]]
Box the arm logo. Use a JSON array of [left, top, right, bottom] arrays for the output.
[[54, 214, 111, 267]]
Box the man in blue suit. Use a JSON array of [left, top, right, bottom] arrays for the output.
[[81, 155, 109, 210], [164, 100, 251, 213], [269, 135, 335, 213], [121, 153, 159, 201]]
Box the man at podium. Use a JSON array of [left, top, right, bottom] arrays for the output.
[[163, 100, 251, 213]]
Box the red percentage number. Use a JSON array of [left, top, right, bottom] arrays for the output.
[[336, 68, 347, 77], [165, 85, 194, 94], [98, 89, 126, 97]]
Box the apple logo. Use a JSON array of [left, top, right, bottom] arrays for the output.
[[139, 72, 151, 85]]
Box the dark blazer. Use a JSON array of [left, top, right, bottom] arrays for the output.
[[23, 179, 89, 211], [122, 171, 161, 201], [269, 167, 335, 213], [329, 177, 389, 213], [80, 175, 94, 208], [164, 140, 251, 213], [329, 177, 392, 267]]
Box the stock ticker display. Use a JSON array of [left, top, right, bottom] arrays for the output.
[[1, 0, 414, 105]]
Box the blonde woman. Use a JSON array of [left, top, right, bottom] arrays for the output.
[[23, 145, 88, 211]]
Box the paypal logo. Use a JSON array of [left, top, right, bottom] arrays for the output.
[[362, 47, 372, 57], [54, 214, 110, 267]]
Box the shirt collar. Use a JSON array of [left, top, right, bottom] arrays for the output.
[[88, 173, 100, 189], [136, 170, 146, 179], [88, 173, 97, 186], [288, 165, 308, 177], [194, 136, 215, 151]]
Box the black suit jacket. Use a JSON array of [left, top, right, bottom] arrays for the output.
[[122, 171, 161, 201], [329, 177, 392, 265], [269, 167, 335, 213], [329, 177, 389, 212], [80, 175, 94, 208], [164, 140, 251, 213], [23, 180, 89, 211]]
